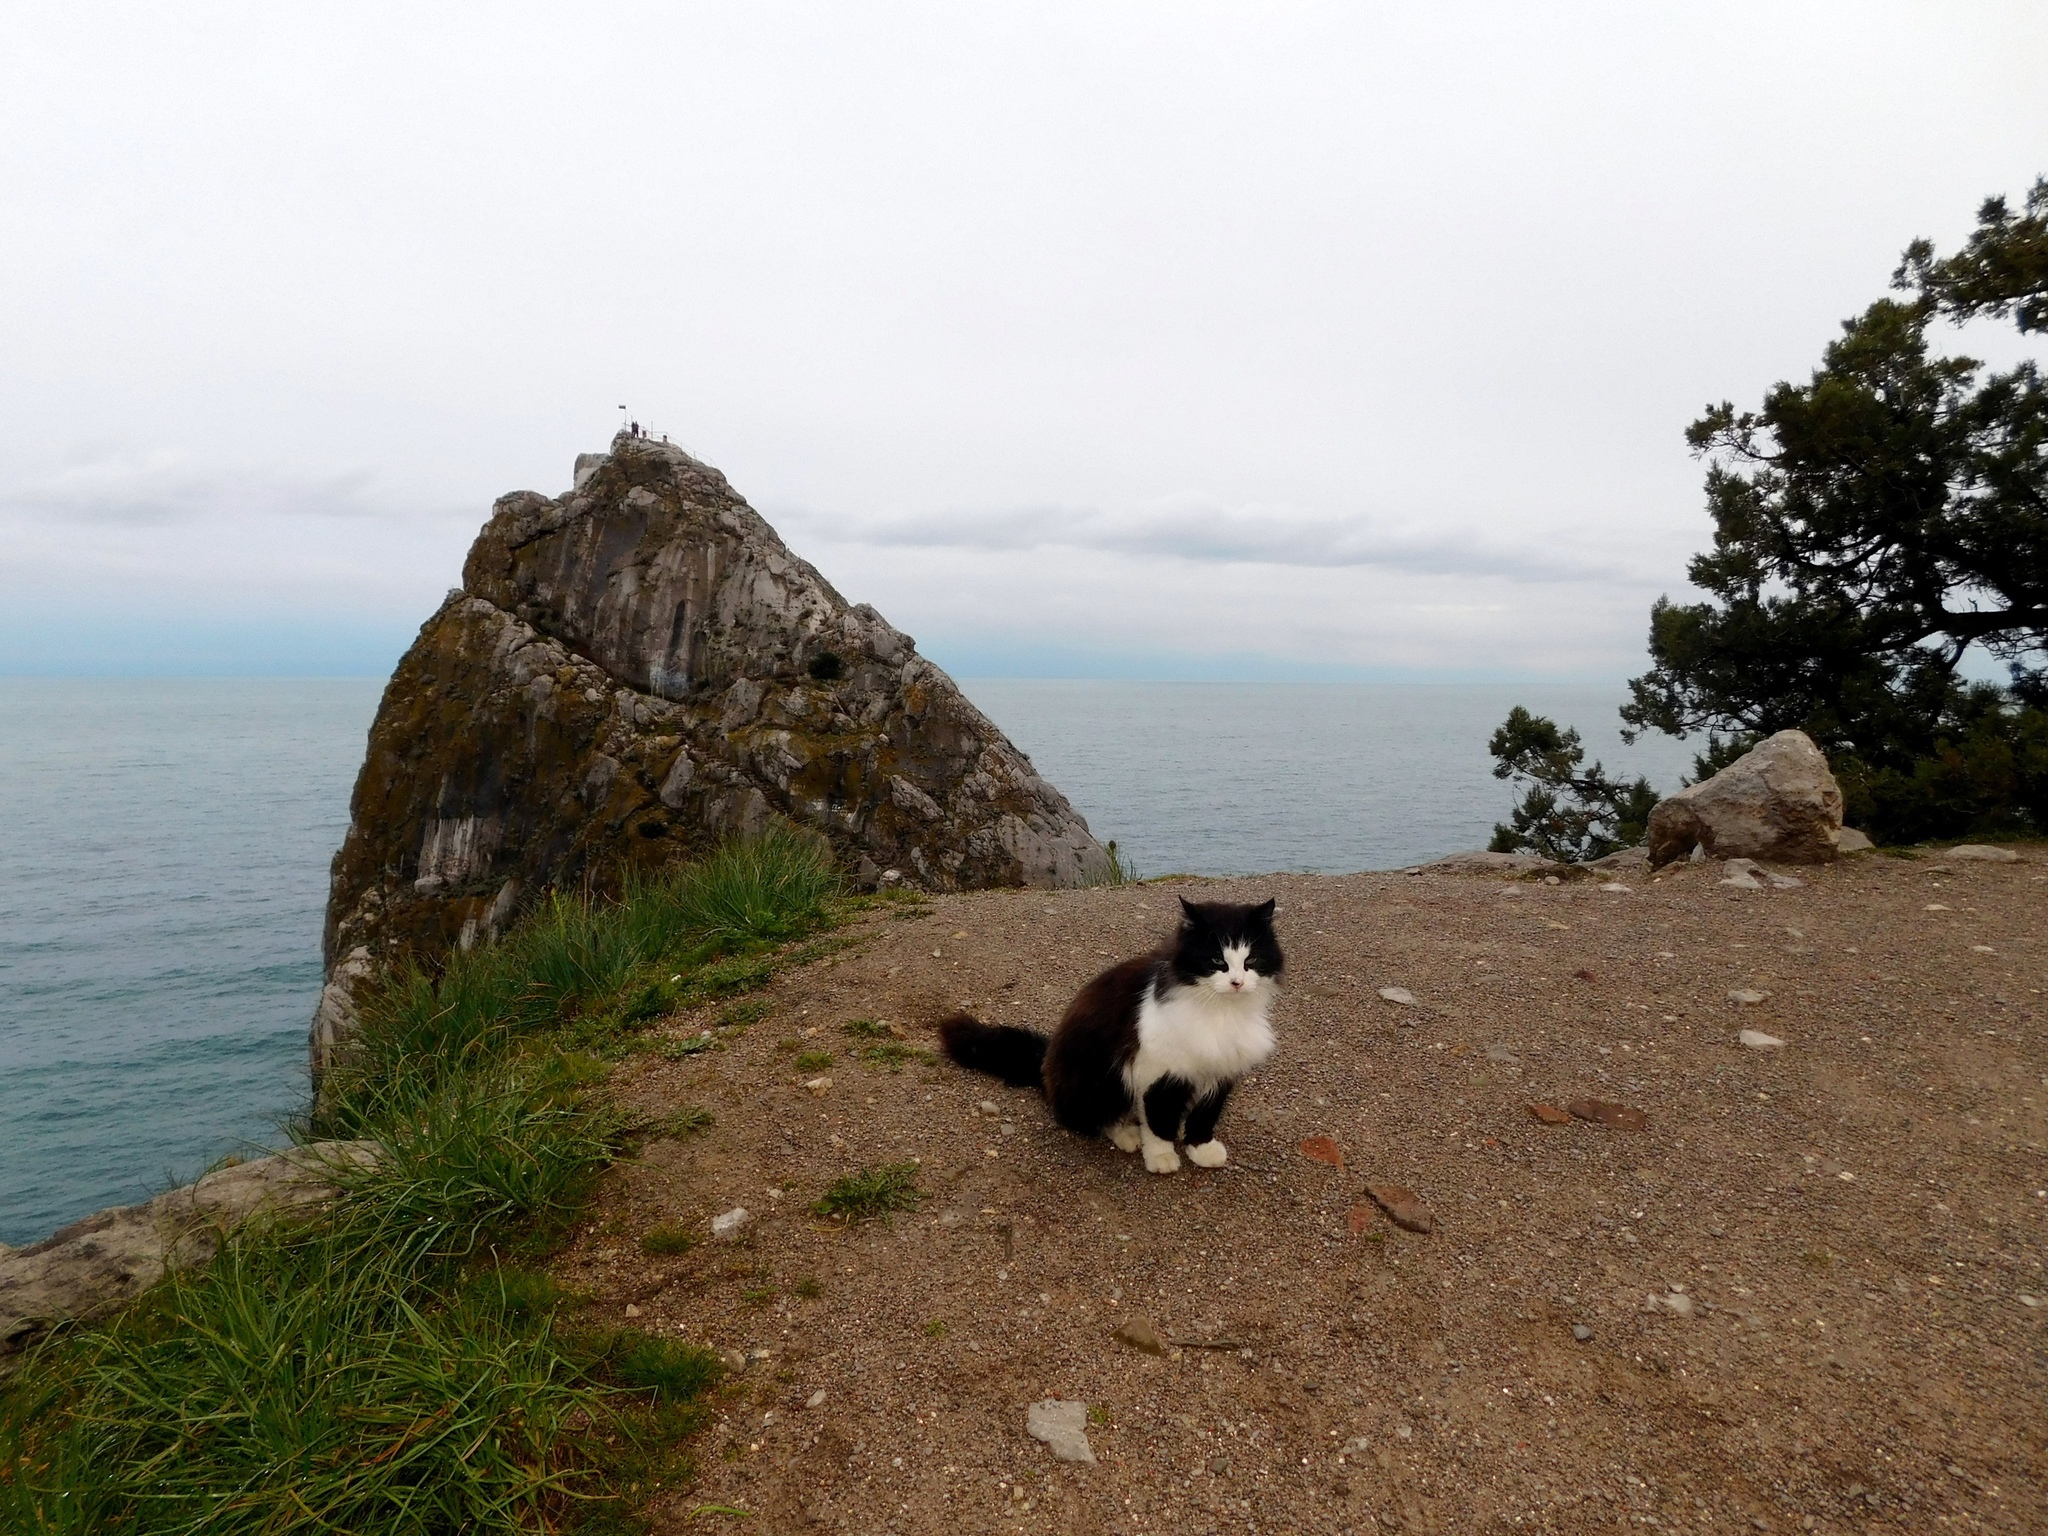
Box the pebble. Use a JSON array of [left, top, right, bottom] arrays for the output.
[[624, 1303, 642, 1318], [1364, 1183, 1434, 1234], [806, 1389, 827, 1408], [1738, 1029, 1786, 1050], [1572, 1324, 1592, 1342], [1528, 1102, 1573, 1125], [2019, 1294, 2040, 1309], [1599, 882, 1632, 893], [978, 1100, 999, 1115], [1114, 1316, 1167, 1355], [1025, 1399, 1096, 1463], [711, 1207, 752, 1240], [1378, 986, 1418, 1007], [1729, 988, 1769, 1006], [803, 1076, 833, 1096], [1485, 1043, 1520, 1065]]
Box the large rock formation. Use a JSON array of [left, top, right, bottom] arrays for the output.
[[0, 1141, 378, 1373], [315, 434, 1109, 1073], [1645, 729, 1844, 868]]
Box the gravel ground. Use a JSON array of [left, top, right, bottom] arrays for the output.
[[558, 850, 2047, 1534]]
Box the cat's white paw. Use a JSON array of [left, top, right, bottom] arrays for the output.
[[1186, 1139, 1228, 1168], [1142, 1141, 1182, 1175], [1107, 1121, 1142, 1153]]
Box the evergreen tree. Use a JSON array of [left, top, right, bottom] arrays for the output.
[[1487, 707, 1658, 863], [1620, 180, 2048, 840]]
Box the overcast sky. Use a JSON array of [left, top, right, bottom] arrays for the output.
[[2, 2, 2042, 678]]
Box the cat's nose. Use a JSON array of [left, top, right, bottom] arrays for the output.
[[1229, 976, 1244, 990]]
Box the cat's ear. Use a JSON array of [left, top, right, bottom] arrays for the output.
[[1178, 896, 1202, 924], [1253, 898, 1276, 923]]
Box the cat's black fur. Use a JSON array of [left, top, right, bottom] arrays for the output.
[[940, 898, 1282, 1163]]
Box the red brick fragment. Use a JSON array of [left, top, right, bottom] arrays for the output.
[[1346, 1204, 1376, 1234], [1566, 1098, 1648, 1131], [1528, 1102, 1573, 1125], [1299, 1135, 1345, 1169]]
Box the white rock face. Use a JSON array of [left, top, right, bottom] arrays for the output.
[[0, 1141, 379, 1373], [1947, 844, 2021, 863], [1738, 1028, 1786, 1050], [1647, 731, 1844, 868], [1026, 1398, 1096, 1463], [711, 1207, 752, 1240]]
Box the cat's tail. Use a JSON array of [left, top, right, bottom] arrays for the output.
[[937, 1013, 1048, 1090]]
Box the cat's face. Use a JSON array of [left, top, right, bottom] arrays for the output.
[[1172, 897, 1283, 996]]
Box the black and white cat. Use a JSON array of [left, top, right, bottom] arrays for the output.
[[940, 898, 1283, 1174]]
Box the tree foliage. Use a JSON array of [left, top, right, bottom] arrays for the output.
[[1620, 179, 2048, 841], [1487, 706, 1658, 863]]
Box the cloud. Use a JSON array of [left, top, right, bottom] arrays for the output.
[[0, 446, 398, 528], [775, 494, 1662, 586]]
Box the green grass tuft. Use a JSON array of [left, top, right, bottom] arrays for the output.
[[0, 826, 841, 1535], [792, 1049, 834, 1071], [716, 997, 773, 1028], [608, 1336, 725, 1404], [853, 1041, 924, 1071], [841, 1017, 892, 1038], [651, 1106, 714, 1139], [641, 1222, 698, 1257], [813, 1163, 922, 1223]]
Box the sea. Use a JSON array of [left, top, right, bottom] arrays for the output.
[[0, 676, 1693, 1247]]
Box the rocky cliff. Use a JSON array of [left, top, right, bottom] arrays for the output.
[[314, 433, 1109, 1074]]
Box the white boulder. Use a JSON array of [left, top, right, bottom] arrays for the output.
[[1647, 731, 1844, 868]]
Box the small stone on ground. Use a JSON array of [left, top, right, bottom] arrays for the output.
[[1365, 1184, 1434, 1233], [1739, 1029, 1786, 1051], [711, 1207, 751, 1239], [1567, 1099, 1649, 1131], [1378, 986, 1418, 1006], [1026, 1398, 1095, 1463], [1113, 1315, 1167, 1355]]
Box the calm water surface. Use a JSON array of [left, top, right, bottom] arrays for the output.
[[959, 680, 1694, 878], [0, 676, 1688, 1245], [0, 679, 381, 1246]]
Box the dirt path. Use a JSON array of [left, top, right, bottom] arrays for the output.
[[558, 852, 2047, 1534]]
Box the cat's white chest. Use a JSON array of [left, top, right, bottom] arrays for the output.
[[1128, 984, 1276, 1091]]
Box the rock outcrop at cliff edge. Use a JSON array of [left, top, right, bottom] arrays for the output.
[[1645, 729, 1844, 868], [315, 434, 1110, 1074]]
